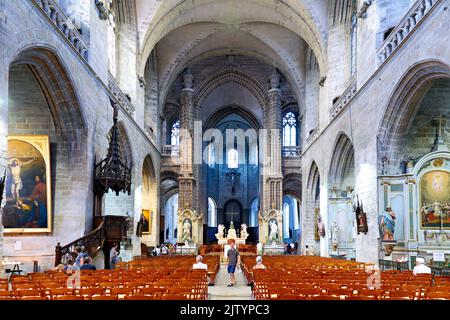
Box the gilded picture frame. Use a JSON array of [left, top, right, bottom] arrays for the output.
[[4, 135, 52, 233], [142, 209, 151, 234], [419, 170, 450, 230]]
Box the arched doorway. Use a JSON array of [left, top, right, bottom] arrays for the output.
[[163, 193, 178, 244], [142, 155, 157, 245], [328, 134, 356, 259], [283, 195, 301, 245]]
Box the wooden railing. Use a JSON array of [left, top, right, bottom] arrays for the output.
[[55, 216, 128, 266]]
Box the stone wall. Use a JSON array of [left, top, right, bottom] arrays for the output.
[[0, 0, 160, 272]]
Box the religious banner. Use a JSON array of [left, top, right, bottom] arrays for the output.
[[420, 170, 450, 229], [3, 136, 52, 233]]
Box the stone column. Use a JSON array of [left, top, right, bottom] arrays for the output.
[[0, 51, 8, 276], [178, 70, 198, 219], [260, 70, 283, 244]]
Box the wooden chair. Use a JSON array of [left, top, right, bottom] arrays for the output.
[[125, 295, 156, 300], [55, 295, 85, 300], [15, 289, 43, 297], [91, 295, 118, 300], [425, 292, 450, 300], [308, 295, 341, 300]]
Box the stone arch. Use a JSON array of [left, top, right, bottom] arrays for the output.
[[283, 173, 302, 201], [115, 121, 134, 169], [6, 46, 90, 245], [307, 161, 321, 197], [195, 69, 267, 112], [377, 60, 450, 173], [137, 0, 327, 78], [10, 47, 87, 157], [204, 104, 262, 130], [328, 133, 355, 190], [141, 154, 158, 244]]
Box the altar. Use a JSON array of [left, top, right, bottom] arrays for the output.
[[216, 222, 249, 261], [215, 222, 249, 246]]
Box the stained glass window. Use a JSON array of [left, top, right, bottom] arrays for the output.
[[283, 112, 297, 147]]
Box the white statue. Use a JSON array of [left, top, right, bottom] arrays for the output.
[[269, 220, 278, 241], [240, 224, 249, 240], [331, 221, 339, 244], [215, 224, 225, 240], [182, 219, 192, 242]]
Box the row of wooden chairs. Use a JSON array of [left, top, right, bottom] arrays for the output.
[[0, 256, 217, 300], [241, 255, 450, 300]]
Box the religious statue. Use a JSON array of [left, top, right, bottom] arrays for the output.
[[136, 214, 144, 238], [181, 218, 192, 242], [227, 221, 237, 239], [269, 219, 278, 242], [317, 215, 326, 238], [215, 224, 225, 239], [240, 223, 249, 240], [331, 221, 339, 244], [379, 207, 396, 241]]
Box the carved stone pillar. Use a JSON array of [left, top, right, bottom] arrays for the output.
[[260, 70, 283, 244], [178, 70, 198, 219]]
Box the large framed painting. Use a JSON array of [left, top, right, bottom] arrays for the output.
[[142, 209, 151, 234], [3, 136, 52, 233], [420, 170, 450, 229]]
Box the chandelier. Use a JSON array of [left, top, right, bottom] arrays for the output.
[[94, 99, 132, 196]]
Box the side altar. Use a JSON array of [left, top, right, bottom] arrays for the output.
[[175, 208, 203, 254]]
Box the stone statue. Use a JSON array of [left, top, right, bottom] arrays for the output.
[[269, 220, 278, 241], [182, 219, 192, 242], [379, 207, 396, 241], [331, 221, 339, 244], [215, 224, 225, 239], [240, 223, 249, 240], [229, 221, 235, 229]]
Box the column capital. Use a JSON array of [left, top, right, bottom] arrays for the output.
[[269, 69, 281, 90], [182, 70, 194, 90]]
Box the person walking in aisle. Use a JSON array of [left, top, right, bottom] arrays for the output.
[[227, 241, 240, 287]]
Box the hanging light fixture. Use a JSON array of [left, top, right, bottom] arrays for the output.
[[94, 98, 132, 196]]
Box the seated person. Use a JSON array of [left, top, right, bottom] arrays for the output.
[[413, 257, 431, 275], [80, 256, 97, 271], [74, 246, 88, 266], [253, 256, 267, 270], [192, 255, 208, 271]]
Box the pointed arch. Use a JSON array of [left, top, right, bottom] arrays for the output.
[[328, 133, 355, 189]]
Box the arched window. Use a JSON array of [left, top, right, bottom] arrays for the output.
[[293, 199, 300, 231], [283, 202, 290, 239], [207, 143, 215, 167], [250, 198, 259, 227], [350, 0, 358, 77], [208, 197, 217, 227], [164, 194, 179, 243], [283, 112, 297, 147], [171, 120, 180, 146], [228, 149, 238, 169]]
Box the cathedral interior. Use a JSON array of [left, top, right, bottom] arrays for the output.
[[0, 0, 450, 301]]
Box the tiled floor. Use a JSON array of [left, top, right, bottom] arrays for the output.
[[208, 264, 253, 300]]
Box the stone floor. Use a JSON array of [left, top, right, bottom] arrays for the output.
[[208, 264, 253, 300]]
